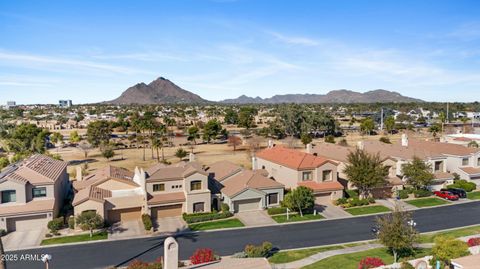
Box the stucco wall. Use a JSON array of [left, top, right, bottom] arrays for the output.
[[256, 158, 300, 189], [146, 179, 183, 194], [0, 180, 26, 204], [74, 200, 105, 219]]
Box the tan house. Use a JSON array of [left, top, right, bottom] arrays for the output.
[[0, 155, 69, 232], [206, 160, 284, 212], [145, 162, 211, 219], [254, 146, 343, 205], [72, 165, 147, 224]]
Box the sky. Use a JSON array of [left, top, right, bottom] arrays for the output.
[[1, 0, 480, 104]]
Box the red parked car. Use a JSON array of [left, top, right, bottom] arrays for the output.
[[434, 191, 459, 201]]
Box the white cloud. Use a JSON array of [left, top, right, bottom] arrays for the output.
[[267, 31, 320, 46]]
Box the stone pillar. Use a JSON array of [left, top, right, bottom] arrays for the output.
[[306, 143, 313, 154], [189, 152, 195, 162], [164, 237, 179, 269], [76, 166, 82, 181]]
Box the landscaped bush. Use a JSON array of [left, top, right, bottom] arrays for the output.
[[244, 241, 273, 258], [413, 189, 432, 198], [336, 197, 374, 208], [398, 189, 410, 199], [467, 237, 480, 247], [45, 233, 53, 238], [0, 229, 6, 236], [379, 137, 391, 144], [346, 189, 359, 198], [221, 203, 230, 212], [267, 207, 288, 215], [335, 197, 348, 205], [127, 257, 163, 269], [142, 214, 153, 231], [68, 216, 75, 229], [400, 261, 415, 269], [190, 248, 217, 265], [182, 211, 233, 224], [448, 180, 477, 192], [357, 257, 385, 269], [47, 217, 64, 233]]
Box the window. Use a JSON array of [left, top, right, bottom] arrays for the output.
[[1, 190, 16, 203], [302, 171, 312, 181], [462, 158, 469, 166], [153, 184, 165, 192], [268, 193, 278, 205], [434, 161, 443, 172], [190, 181, 202, 191], [193, 202, 204, 212], [32, 187, 47, 198], [322, 170, 332, 182]]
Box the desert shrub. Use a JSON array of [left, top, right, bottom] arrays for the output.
[[182, 211, 233, 224], [367, 197, 376, 203], [346, 189, 359, 198], [267, 207, 288, 215], [379, 137, 391, 144], [413, 189, 432, 198], [190, 248, 216, 265], [142, 214, 153, 231], [68, 216, 75, 229], [400, 261, 415, 269], [467, 237, 480, 247], [45, 233, 53, 238], [244, 241, 273, 258], [358, 257, 385, 269], [448, 180, 477, 192], [47, 217, 64, 233], [220, 203, 230, 212], [324, 135, 335, 144], [398, 189, 409, 199], [335, 197, 348, 206], [127, 257, 163, 269]]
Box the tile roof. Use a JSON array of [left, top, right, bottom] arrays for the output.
[[146, 162, 207, 181], [297, 181, 344, 192], [220, 170, 284, 197], [72, 185, 112, 206], [310, 143, 353, 163], [460, 167, 480, 175], [433, 172, 455, 180], [206, 160, 243, 181], [0, 199, 55, 216], [0, 154, 67, 185], [256, 146, 335, 170], [147, 192, 185, 205], [73, 165, 135, 190]]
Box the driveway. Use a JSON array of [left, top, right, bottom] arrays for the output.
[[108, 220, 145, 239], [3, 228, 45, 251], [236, 210, 276, 226], [155, 216, 188, 234], [315, 203, 351, 219]]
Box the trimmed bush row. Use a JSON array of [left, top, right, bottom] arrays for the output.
[[336, 197, 375, 208], [182, 211, 233, 224], [267, 207, 288, 215], [141, 214, 153, 231], [447, 180, 477, 192]]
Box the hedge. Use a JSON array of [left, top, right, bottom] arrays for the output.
[[447, 180, 477, 192], [413, 189, 432, 198], [141, 214, 153, 231], [267, 207, 288, 215], [182, 211, 233, 224], [398, 189, 409, 199], [244, 241, 273, 258]]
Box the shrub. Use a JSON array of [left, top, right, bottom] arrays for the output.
[[349, 197, 370, 207], [400, 261, 415, 269], [335, 197, 348, 206], [220, 203, 230, 212], [467, 237, 480, 247], [190, 248, 216, 265], [398, 189, 409, 199], [127, 257, 163, 269], [367, 197, 376, 204], [142, 214, 153, 231], [324, 135, 335, 144], [267, 207, 288, 215], [244, 241, 273, 258], [45, 233, 53, 238], [358, 257, 385, 269], [0, 229, 6, 236], [182, 211, 233, 224], [68, 216, 75, 229], [432, 236, 470, 266], [47, 217, 64, 233], [448, 180, 477, 192], [413, 189, 432, 198], [379, 137, 391, 144], [346, 189, 359, 198]]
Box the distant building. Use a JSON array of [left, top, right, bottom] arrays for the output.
[[6, 101, 16, 109], [58, 100, 72, 108]]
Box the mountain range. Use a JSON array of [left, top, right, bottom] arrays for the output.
[[106, 77, 424, 104]]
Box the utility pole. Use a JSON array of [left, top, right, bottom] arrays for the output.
[[446, 102, 449, 123], [380, 108, 384, 131]]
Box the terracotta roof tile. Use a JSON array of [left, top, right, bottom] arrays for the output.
[[72, 185, 112, 206], [257, 146, 335, 170], [220, 170, 284, 197], [460, 167, 480, 175], [206, 161, 243, 181], [73, 165, 135, 190], [297, 181, 344, 192], [147, 192, 185, 205], [0, 154, 67, 185], [0, 199, 55, 216]]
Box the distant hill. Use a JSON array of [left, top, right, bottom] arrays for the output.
[[220, 89, 424, 104], [106, 77, 208, 104]]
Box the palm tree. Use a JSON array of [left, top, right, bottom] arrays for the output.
[[151, 137, 163, 162], [137, 134, 146, 161], [438, 112, 447, 134]]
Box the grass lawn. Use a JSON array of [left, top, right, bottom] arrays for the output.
[[188, 218, 244, 231], [419, 225, 480, 243], [302, 248, 431, 269], [271, 213, 324, 223], [41, 231, 108, 245], [344, 205, 391, 216], [405, 197, 449, 208], [269, 245, 344, 264], [467, 191, 480, 200]]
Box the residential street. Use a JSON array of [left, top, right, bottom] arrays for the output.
[[7, 201, 480, 269]]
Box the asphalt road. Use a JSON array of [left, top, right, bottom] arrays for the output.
[[6, 201, 480, 269]]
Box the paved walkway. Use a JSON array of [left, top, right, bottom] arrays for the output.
[[3, 228, 45, 251], [315, 204, 351, 219], [236, 210, 276, 226], [155, 216, 188, 234], [108, 220, 145, 239], [376, 198, 417, 211]]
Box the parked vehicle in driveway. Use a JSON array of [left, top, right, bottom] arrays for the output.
[[434, 190, 459, 201], [441, 188, 467, 199]]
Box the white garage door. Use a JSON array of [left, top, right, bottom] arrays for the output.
[[6, 215, 49, 232], [234, 198, 261, 212], [315, 193, 332, 206]]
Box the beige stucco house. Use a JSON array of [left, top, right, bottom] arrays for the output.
[[254, 146, 343, 205], [206, 160, 284, 212], [0, 155, 69, 232]]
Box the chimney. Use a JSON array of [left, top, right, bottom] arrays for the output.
[[401, 134, 408, 147], [252, 156, 258, 170], [306, 143, 313, 154], [268, 139, 273, 148], [189, 152, 195, 162], [76, 166, 82, 181], [357, 141, 364, 150]]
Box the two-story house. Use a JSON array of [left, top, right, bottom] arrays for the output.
[[0, 155, 69, 232], [254, 145, 343, 205], [145, 162, 211, 220]]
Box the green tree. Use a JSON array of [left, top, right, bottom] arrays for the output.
[[384, 116, 395, 134], [238, 107, 257, 129], [69, 130, 81, 144], [86, 120, 112, 147], [344, 149, 388, 198], [228, 135, 242, 151], [324, 135, 335, 144], [50, 132, 64, 145], [376, 206, 418, 263], [360, 118, 375, 135], [76, 211, 104, 237], [203, 119, 222, 142], [431, 236, 469, 267], [0, 157, 9, 169], [151, 136, 163, 162], [5, 123, 49, 154], [175, 148, 188, 161], [300, 133, 312, 147], [282, 186, 315, 217], [429, 124, 441, 138], [402, 157, 434, 190], [224, 108, 238, 124], [187, 126, 200, 145], [100, 144, 115, 161]]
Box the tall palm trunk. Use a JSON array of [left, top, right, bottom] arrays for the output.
[[156, 147, 160, 162]]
